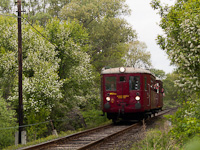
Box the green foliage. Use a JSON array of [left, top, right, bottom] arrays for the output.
[[0, 15, 101, 142], [45, 18, 98, 110], [81, 109, 108, 128], [60, 0, 136, 71], [143, 130, 171, 149], [0, 16, 18, 100], [46, 0, 69, 17], [183, 136, 200, 150], [162, 72, 178, 101], [167, 96, 200, 142], [5, 112, 110, 150], [27, 12, 52, 26], [0, 0, 69, 25], [131, 127, 180, 150], [0, 0, 151, 146], [5, 21, 62, 114], [151, 0, 200, 144], [163, 100, 179, 109], [0, 0, 11, 13], [0, 16, 63, 141], [46, 18, 90, 78], [151, 0, 200, 95], [150, 68, 166, 80], [125, 41, 152, 69], [31, 0, 68, 21], [60, 0, 131, 27], [131, 120, 200, 150], [0, 96, 17, 149], [26, 108, 50, 141]]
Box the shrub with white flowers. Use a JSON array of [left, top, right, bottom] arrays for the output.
[[151, 0, 200, 95], [0, 16, 63, 133], [151, 0, 200, 142], [45, 19, 98, 108], [0, 16, 98, 140]]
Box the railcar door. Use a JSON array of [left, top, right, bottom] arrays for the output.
[[156, 80, 163, 109], [150, 77, 156, 109], [143, 75, 151, 110], [116, 75, 129, 113]]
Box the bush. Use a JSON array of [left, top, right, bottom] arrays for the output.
[[132, 129, 180, 150], [163, 99, 179, 109], [183, 136, 200, 150], [131, 119, 180, 150], [26, 108, 51, 142], [81, 109, 108, 128], [0, 97, 17, 149], [167, 97, 200, 142]]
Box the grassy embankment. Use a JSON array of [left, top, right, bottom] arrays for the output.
[[5, 109, 110, 150]]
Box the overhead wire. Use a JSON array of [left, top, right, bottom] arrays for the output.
[[0, 120, 51, 130], [21, 16, 58, 49], [0, 118, 75, 130], [0, 13, 58, 49], [0, 14, 18, 18]]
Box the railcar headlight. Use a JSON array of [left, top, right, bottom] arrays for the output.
[[135, 96, 140, 101], [106, 97, 111, 101], [119, 67, 125, 73]]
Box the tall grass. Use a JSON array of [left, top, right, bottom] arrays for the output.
[[131, 119, 180, 150]]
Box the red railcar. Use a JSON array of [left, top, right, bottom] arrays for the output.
[[101, 67, 163, 121]]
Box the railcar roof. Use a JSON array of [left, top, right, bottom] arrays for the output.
[[156, 77, 163, 82], [156, 77, 161, 80], [101, 67, 153, 75]]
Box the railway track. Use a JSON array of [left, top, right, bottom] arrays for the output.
[[19, 109, 171, 150]]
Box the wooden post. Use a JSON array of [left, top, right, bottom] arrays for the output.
[[17, 0, 23, 144]]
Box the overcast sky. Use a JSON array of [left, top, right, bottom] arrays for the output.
[[125, 0, 176, 74]]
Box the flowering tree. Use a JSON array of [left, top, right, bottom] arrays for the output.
[[151, 0, 200, 95], [45, 19, 97, 108], [0, 16, 63, 139], [0, 17, 62, 115], [0, 16, 99, 139], [151, 0, 200, 141]]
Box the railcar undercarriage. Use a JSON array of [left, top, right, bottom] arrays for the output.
[[107, 108, 162, 123]]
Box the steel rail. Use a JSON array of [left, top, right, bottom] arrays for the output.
[[19, 109, 172, 150], [78, 123, 140, 150], [78, 109, 171, 150], [19, 123, 113, 150]]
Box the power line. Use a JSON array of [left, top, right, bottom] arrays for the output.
[[0, 118, 75, 130], [0, 120, 51, 130], [0, 14, 18, 18], [21, 16, 58, 49], [0, 13, 58, 49]]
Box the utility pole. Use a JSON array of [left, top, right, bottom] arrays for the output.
[[17, 0, 23, 144]]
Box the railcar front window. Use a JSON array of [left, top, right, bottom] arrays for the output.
[[120, 76, 126, 82], [105, 77, 116, 91], [129, 76, 140, 90]]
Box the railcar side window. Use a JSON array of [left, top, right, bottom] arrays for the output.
[[151, 78, 154, 89], [105, 77, 116, 91], [154, 83, 159, 93], [129, 76, 140, 90], [144, 76, 147, 91]]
